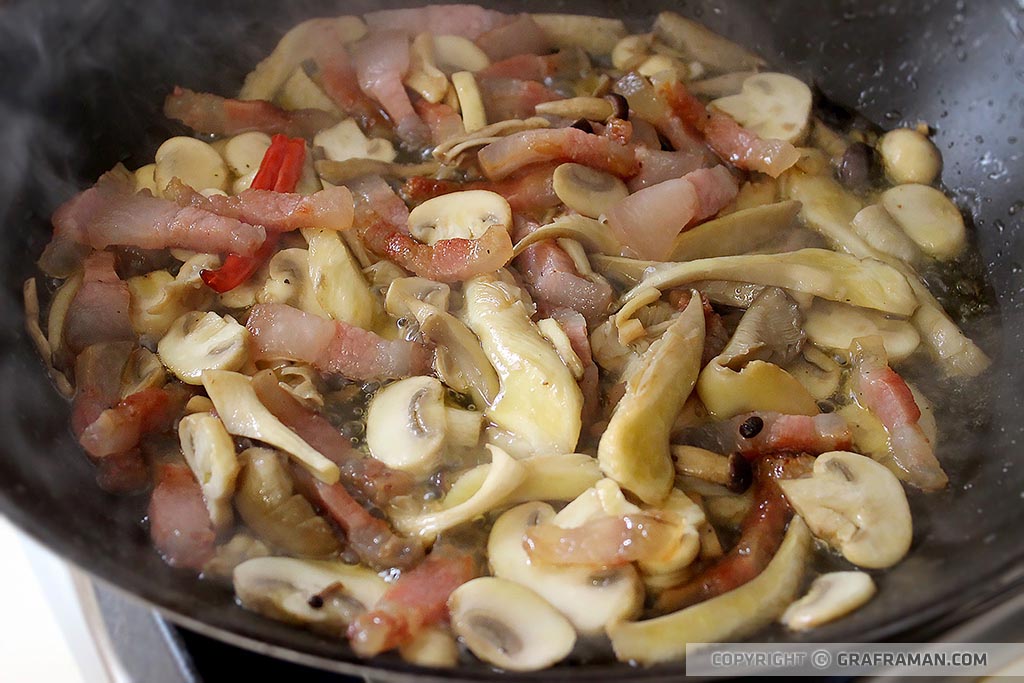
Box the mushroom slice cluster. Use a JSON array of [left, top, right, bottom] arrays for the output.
[[365, 376, 482, 476], [488, 502, 643, 635], [178, 412, 240, 529], [449, 577, 576, 672], [778, 451, 912, 569]]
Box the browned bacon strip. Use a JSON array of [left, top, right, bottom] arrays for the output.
[[347, 550, 476, 656], [164, 87, 337, 138], [728, 412, 853, 459], [477, 127, 640, 181]]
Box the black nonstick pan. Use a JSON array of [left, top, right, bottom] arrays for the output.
[[0, 0, 1022, 680]]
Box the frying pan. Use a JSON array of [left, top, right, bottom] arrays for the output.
[[0, 0, 1022, 680]]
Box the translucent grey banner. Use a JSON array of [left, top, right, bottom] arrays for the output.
[[685, 642, 1024, 677]]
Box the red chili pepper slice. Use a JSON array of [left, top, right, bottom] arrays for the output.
[[201, 134, 306, 293]]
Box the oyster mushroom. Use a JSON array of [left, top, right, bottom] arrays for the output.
[[609, 517, 811, 665], [178, 412, 240, 529], [365, 375, 482, 476], [781, 571, 877, 631], [488, 502, 643, 635], [305, 228, 382, 330], [449, 577, 576, 672], [234, 447, 341, 558], [157, 311, 250, 385], [443, 452, 602, 510], [202, 370, 339, 483], [551, 163, 629, 220], [233, 556, 385, 637], [778, 451, 912, 569], [652, 11, 765, 73], [598, 294, 704, 505], [463, 274, 583, 458]]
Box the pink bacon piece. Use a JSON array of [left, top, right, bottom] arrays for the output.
[[730, 412, 853, 458], [515, 237, 613, 323], [63, 251, 134, 354], [52, 170, 266, 257], [477, 127, 640, 181], [660, 81, 800, 178], [403, 163, 560, 215], [347, 550, 476, 657], [551, 309, 601, 429], [605, 165, 738, 260], [148, 462, 217, 570], [246, 303, 432, 381], [524, 513, 678, 566], [351, 31, 430, 146], [166, 180, 354, 233], [851, 337, 947, 490], [475, 14, 550, 61], [477, 77, 560, 121], [164, 87, 336, 138]]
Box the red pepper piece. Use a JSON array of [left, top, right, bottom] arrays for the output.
[[200, 135, 306, 293]]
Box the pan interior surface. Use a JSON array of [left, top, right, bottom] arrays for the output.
[[0, 0, 1022, 680]]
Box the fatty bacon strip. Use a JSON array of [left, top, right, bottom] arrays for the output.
[[246, 302, 433, 381], [164, 87, 337, 138]]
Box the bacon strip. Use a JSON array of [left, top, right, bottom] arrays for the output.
[[515, 238, 613, 323], [652, 455, 806, 614], [251, 370, 414, 507], [477, 49, 588, 81], [51, 169, 265, 256], [477, 77, 560, 121], [164, 87, 336, 138], [551, 309, 600, 429], [166, 180, 354, 233], [660, 81, 800, 178], [148, 462, 216, 570], [525, 514, 677, 566], [728, 412, 853, 458], [352, 31, 429, 146], [475, 14, 550, 61], [477, 127, 640, 181], [403, 163, 560, 215], [347, 550, 476, 656], [851, 338, 947, 490], [63, 252, 134, 354], [246, 303, 432, 381], [292, 468, 423, 572]]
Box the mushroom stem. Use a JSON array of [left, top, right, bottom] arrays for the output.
[[671, 445, 752, 493]]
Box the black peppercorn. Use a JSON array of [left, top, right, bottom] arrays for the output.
[[739, 415, 765, 439]]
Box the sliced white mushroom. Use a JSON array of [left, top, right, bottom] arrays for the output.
[[878, 127, 942, 185], [178, 412, 240, 529], [433, 35, 491, 73], [271, 362, 324, 409], [383, 277, 451, 319], [608, 517, 810, 665], [781, 571, 877, 631], [202, 371, 339, 483], [598, 295, 704, 504], [778, 451, 912, 569], [234, 556, 385, 636], [233, 170, 258, 195], [366, 376, 482, 477], [405, 33, 450, 104], [258, 248, 328, 317], [880, 183, 966, 261], [785, 346, 843, 400], [223, 132, 272, 178], [612, 33, 654, 71], [449, 577, 576, 672], [202, 533, 271, 579], [551, 163, 629, 220], [277, 67, 340, 113], [313, 119, 396, 164], [407, 190, 511, 245], [154, 136, 230, 194], [393, 445, 525, 539], [157, 311, 250, 384], [652, 11, 765, 74], [463, 275, 583, 458], [128, 254, 219, 341], [134, 163, 159, 195], [304, 228, 382, 329], [118, 347, 166, 398], [530, 14, 627, 56], [451, 71, 487, 133], [710, 73, 812, 143], [488, 502, 643, 634], [803, 300, 920, 362], [850, 204, 921, 264]]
